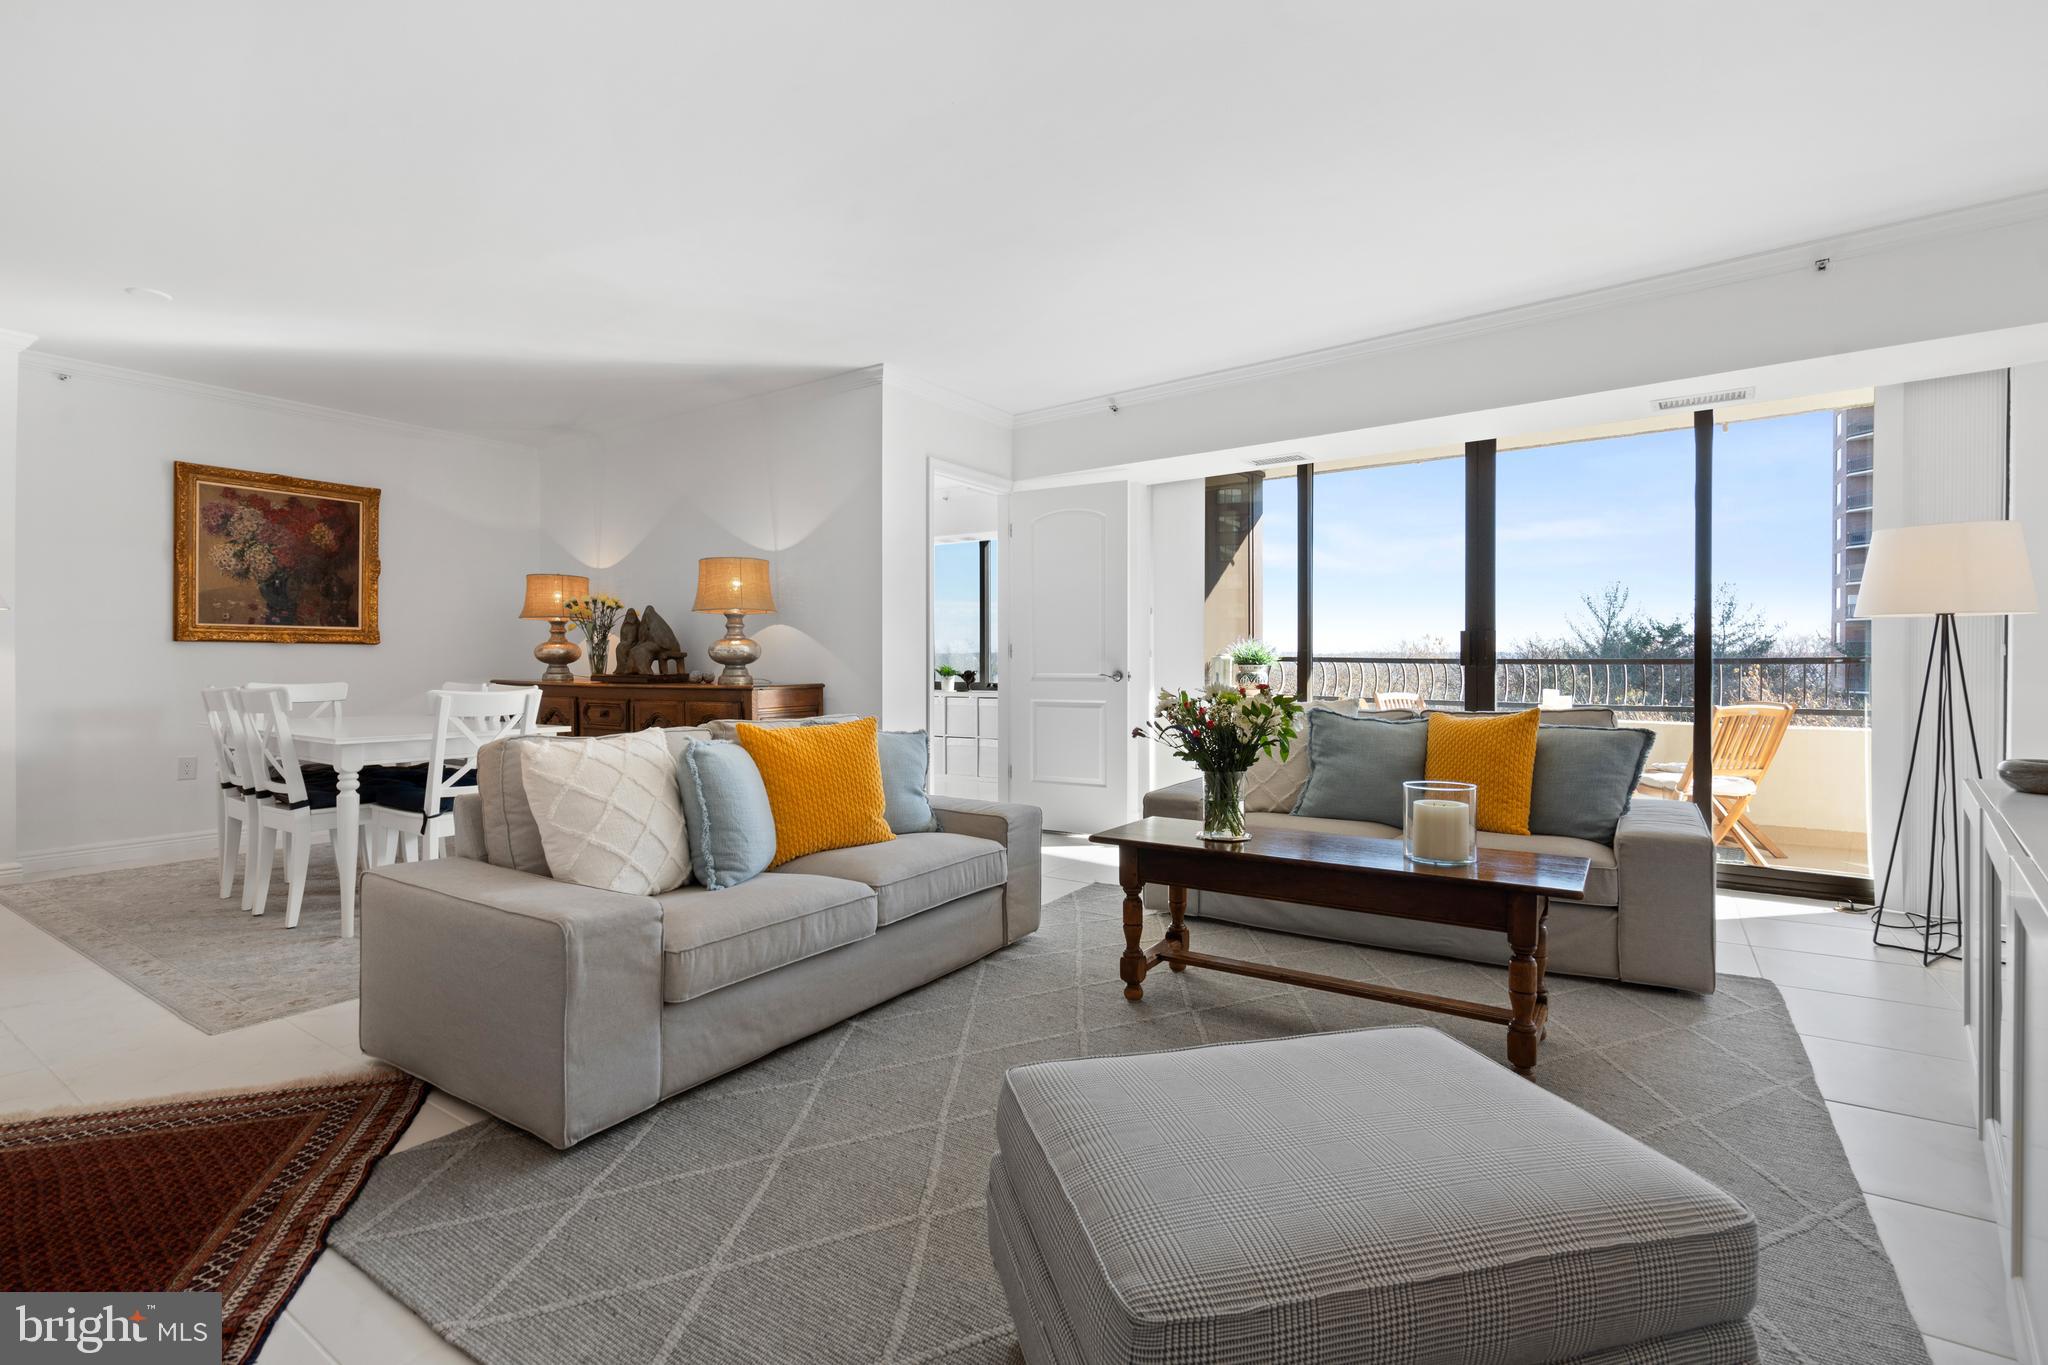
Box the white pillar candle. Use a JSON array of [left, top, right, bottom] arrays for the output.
[[1409, 798, 1473, 862]]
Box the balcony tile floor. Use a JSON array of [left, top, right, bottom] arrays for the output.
[[0, 849, 2012, 1363]]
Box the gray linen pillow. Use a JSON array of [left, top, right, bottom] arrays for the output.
[[1291, 711, 1427, 827], [675, 740, 778, 889], [879, 730, 940, 834], [1527, 725, 1657, 844]]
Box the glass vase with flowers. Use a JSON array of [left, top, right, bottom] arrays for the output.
[[1133, 684, 1302, 842], [564, 594, 625, 677]]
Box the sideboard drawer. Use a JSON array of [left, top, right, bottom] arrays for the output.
[[578, 698, 628, 733], [684, 700, 744, 725], [536, 697, 576, 730], [629, 698, 690, 730]]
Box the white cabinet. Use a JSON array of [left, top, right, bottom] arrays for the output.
[[930, 689, 1000, 800], [1965, 778, 2048, 1364]]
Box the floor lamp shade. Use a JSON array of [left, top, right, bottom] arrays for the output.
[[1853, 519, 2037, 618]]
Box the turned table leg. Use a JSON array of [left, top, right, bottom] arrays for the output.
[[1165, 886, 1190, 971], [1506, 894, 1546, 1075], [1119, 873, 1149, 1001]]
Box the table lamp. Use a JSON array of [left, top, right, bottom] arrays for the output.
[[1855, 518, 2037, 962], [521, 572, 591, 683], [694, 557, 776, 685]]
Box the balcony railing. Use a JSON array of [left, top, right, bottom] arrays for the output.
[[1273, 654, 1869, 721]]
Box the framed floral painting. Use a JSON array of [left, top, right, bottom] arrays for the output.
[[173, 462, 380, 643]]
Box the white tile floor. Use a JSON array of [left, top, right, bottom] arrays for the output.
[[0, 854, 2014, 1363]]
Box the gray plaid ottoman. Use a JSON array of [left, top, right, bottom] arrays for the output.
[[986, 1027, 1758, 1365]]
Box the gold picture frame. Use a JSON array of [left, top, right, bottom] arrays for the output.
[[173, 461, 381, 644]]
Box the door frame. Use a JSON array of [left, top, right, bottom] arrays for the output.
[[928, 458, 1012, 797]]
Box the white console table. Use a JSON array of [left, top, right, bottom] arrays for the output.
[[1966, 777, 2048, 1363]]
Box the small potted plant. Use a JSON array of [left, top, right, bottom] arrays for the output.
[[1229, 638, 1281, 691], [935, 665, 961, 692]]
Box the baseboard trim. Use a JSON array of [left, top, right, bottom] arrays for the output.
[[1, 830, 217, 885]]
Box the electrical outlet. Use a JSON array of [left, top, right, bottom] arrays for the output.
[[176, 756, 198, 782]]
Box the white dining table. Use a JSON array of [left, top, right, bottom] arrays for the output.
[[291, 714, 567, 937]]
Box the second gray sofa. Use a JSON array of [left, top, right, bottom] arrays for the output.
[[358, 729, 1042, 1148]]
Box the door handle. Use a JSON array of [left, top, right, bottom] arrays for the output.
[[1099, 670, 1128, 683]]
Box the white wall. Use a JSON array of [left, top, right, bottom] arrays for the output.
[[10, 356, 547, 873], [881, 377, 1013, 732], [0, 330, 31, 877], [547, 370, 888, 717], [2010, 361, 2048, 761], [1147, 480, 1204, 791]]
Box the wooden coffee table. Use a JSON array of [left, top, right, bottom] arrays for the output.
[[1090, 817, 1592, 1073]]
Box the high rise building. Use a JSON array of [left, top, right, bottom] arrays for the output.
[[1831, 404, 1874, 691]]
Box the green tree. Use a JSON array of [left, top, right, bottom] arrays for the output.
[[1532, 580, 1783, 659]]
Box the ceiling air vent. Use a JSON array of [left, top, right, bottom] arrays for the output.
[[1653, 386, 1753, 412], [1248, 453, 1309, 467]]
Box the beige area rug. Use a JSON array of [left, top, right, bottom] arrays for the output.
[[1, 857, 358, 1034], [334, 883, 1928, 1365]]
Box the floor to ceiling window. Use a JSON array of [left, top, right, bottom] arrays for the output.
[[1205, 396, 1876, 899]]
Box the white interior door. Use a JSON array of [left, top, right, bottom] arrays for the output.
[[1004, 482, 1132, 832]]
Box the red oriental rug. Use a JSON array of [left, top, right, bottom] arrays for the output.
[[0, 1071, 427, 1364]]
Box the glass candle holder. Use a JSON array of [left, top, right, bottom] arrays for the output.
[[1403, 780, 1477, 866]]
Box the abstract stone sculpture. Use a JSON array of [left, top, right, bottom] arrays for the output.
[[625, 604, 687, 676]]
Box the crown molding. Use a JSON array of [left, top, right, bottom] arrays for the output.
[[17, 351, 543, 452], [1014, 187, 2048, 429], [0, 327, 38, 354], [880, 367, 1015, 429]]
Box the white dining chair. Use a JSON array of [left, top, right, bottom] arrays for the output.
[[201, 687, 262, 904], [365, 687, 542, 863], [241, 686, 370, 929], [245, 680, 347, 722]]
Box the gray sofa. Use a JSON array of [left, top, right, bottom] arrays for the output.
[[1142, 707, 1719, 993], [357, 730, 1043, 1148]]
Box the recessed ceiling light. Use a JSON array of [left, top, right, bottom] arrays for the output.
[[124, 286, 174, 302]]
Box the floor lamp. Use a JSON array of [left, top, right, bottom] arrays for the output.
[[1854, 519, 2036, 963]]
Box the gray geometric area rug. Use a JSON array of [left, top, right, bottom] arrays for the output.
[[334, 883, 1929, 1365], [1, 856, 358, 1034]]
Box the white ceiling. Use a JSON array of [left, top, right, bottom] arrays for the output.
[[4, 1, 2047, 437]]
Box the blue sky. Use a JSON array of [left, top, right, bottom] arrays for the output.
[[934, 539, 992, 675], [1261, 409, 1839, 655]]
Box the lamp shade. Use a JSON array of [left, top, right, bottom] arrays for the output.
[[1854, 519, 2037, 619], [520, 572, 590, 620], [694, 557, 776, 615]]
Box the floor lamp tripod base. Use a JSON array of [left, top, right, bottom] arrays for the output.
[[1864, 611, 1979, 965]]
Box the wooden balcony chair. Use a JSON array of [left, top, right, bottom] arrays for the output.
[[1369, 690, 1423, 713], [1635, 702, 1796, 864]]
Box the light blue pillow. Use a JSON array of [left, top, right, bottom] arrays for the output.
[[676, 740, 777, 889], [1291, 711, 1427, 827], [1528, 725, 1656, 844], [880, 730, 939, 834]]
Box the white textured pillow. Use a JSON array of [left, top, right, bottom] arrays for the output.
[[519, 732, 691, 895]]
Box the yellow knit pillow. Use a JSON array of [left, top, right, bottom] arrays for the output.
[[1425, 709, 1542, 836], [735, 717, 896, 866]]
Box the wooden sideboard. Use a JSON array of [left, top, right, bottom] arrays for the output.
[[492, 679, 826, 735]]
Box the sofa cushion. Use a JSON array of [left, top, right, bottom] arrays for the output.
[[1244, 811, 1618, 906], [704, 713, 862, 740], [1291, 710, 1426, 826], [520, 731, 691, 895], [879, 729, 941, 834], [476, 736, 554, 876], [677, 740, 779, 889], [1426, 707, 1541, 834], [993, 1027, 1757, 1365], [1529, 725, 1656, 844], [736, 717, 897, 866], [656, 873, 877, 1002], [780, 832, 1006, 926]]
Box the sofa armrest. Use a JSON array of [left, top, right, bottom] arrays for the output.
[[1143, 779, 1204, 821], [358, 859, 664, 1148], [931, 795, 1042, 942], [1612, 799, 1718, 993]]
